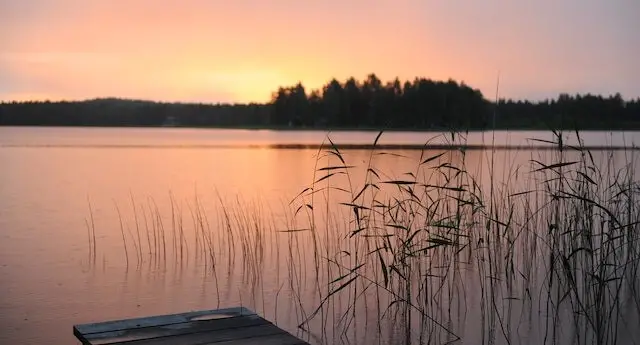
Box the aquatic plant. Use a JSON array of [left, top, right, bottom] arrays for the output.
[[90, 130, 640, 345]]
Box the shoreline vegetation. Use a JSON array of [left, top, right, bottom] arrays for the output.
[[84, 130, 640, 344], [3, 142, 640, 151], [2, 74, 639, 130]]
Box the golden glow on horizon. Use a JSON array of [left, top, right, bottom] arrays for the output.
[[1, 1, 638, 103]]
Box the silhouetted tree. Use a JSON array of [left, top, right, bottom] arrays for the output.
[[1, 76, 638, 130]]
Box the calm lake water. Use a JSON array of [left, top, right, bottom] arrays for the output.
[[1, 127, 639, 344]]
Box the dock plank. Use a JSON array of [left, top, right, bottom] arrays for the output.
[[204, 332, 308, 345], [83, 315, 268, 344], [106, 323, 286, 345], [73, 307, 309, 345], [75, 307, 255, 335]]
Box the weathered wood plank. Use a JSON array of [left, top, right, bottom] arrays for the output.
[[83, 315, 268, 345], [203, 332, 308, 345], [74, 307, 255, 336], [106, 323, 285, 345], [73, 307, 310, 345]]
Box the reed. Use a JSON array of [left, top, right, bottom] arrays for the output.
[[290, 130, 640, 344], [90, 130, 640, 345], [85, 196, 97, 264]]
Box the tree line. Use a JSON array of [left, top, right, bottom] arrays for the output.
[[1, 74, 639, 130], [0, 98, 270, 127]]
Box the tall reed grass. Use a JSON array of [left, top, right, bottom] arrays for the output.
[[89, 130, 640, 345]]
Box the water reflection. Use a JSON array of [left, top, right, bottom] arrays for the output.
[[0, 127, 639, 344]]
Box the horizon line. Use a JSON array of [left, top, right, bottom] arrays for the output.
[[2, 74, 639, 105], [2, 91, 639, 106]]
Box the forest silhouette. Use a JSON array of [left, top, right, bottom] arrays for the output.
[[1, 74, 638, 130]]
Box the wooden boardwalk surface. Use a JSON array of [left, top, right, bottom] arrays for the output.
[[73, 307, 310, 345]]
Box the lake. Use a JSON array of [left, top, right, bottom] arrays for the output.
[[1, 127, 639, 344]]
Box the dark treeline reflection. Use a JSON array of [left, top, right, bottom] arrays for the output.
[[2, 74, 639, 130]]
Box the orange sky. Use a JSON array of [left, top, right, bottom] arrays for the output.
[[1, 0, 639, 103]]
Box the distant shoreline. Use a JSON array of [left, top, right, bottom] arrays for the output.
[[1, 142, 637, 151], [2, 124, 639, 132], [2, 90, 639, 131]]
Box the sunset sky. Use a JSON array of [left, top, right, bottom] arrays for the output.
[[1, 0, 639, 103]]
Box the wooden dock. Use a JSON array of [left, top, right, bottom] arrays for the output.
[[73, 307, 310, 345]]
